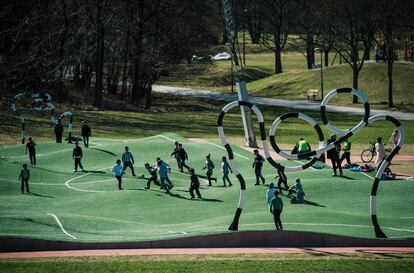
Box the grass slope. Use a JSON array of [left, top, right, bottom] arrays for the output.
[[248, 62, 414, 112], [0, 134, 413, 242]]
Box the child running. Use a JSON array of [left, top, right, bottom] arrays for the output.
[[178, 143, 191, 173], [72, 141, 84, 172], [144, 163, 160, 189], [221, 156, 232, 187], [275, 168, 289, 193], [25, 137, 36, 165], [18, 163, 30, 194], [157, 157, 174, 193], [252, 149, 265, 185], [202, 154, 217, 186], [189, 168, 202, 199], [112, 159, 124, 190]]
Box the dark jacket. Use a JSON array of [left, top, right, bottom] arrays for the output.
[[73, 146, 83, 158], [54, 123, 63, 134], [253, 154, 265, 168], [81, 125, 91, 137]]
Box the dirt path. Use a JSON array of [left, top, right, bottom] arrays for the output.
[[1, 247, 414, 259]]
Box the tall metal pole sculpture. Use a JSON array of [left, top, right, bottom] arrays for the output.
[[219, 0, 257, 148]]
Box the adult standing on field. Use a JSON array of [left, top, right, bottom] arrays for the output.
[[269, 190, 283, 230], [122, 146, 136, 176], [81, 121, 91, 148], [340, 138, 352, 166], [54, 120, 63, 143], [25, 137, 36, 165], [374, 137, 386, 167], [327, 135, 343, 176], [253, 149, 265, 185], [72, 141, 84, 172], [389, 129, 400, 147]]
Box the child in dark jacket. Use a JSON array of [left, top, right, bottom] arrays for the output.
[[18, 164, 30, 194]]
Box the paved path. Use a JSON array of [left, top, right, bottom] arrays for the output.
[[1, 247, 413, 259], [153, 85, 414, 121]]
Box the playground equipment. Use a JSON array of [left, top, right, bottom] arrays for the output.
[[218, 87, 404, 238], [219, 0, 257, 147], [58, 111, 74, 143], [11, 91, 56, 144]]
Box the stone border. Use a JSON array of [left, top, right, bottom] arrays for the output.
[[1, 231, 413, 252]]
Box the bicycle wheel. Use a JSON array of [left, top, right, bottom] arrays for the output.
[[361, 149, 374, 163]]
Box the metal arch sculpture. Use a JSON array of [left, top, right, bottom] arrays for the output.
[[58, 111, 74, 143], [217, 87, 404, 238], [11, 91, 56, 144]]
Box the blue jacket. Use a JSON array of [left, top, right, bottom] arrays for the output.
[[112, 164, 123, 176]]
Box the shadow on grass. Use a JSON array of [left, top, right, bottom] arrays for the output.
[[282, 193, 325, 207], [303, 248, 348, 257], [26, 192, 54, 198], [90, 148, 117, 156], [355, 249, 407, 259], [82, 170, 106, 174], [167, 192, 223, 202]]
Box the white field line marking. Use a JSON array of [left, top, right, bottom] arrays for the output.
[[0, 177, 62, 186], [64, 167, 108, 193], [294, 160, 317, 170], [71, 178, 115, 185], [158, 135, 250, 160], [47, 213, 77, 239], [359, 172, 375, 180], [1, 148, 73, 159], [88, 141, 102, 147]]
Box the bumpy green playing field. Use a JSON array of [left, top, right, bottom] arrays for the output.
[[0, 133, 413, 242]]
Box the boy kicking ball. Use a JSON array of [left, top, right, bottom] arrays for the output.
[[144, 163, 160, 189]]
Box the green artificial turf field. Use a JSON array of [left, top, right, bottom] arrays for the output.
[[0, 133, 413, 242]]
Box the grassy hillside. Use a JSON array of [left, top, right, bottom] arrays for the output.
[[248, 62, 414, 112]]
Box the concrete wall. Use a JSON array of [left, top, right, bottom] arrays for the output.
[[1, 231, 413, 252]]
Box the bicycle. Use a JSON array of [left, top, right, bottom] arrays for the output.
[[360, 143, 376, 163], [360, 143, 390, 163]]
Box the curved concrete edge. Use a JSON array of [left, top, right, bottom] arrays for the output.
[[1, 231, 413, 252]]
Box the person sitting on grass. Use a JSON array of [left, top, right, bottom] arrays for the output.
[[221, 156, 232, 187], [72, 141, 85, 172], [189, 168, 202, 199], [296, 138, 311, 156], [288, 178, 305, 204], [266, 182, 276, 206], [25, 137, 36, 165], [18, 163, 30, 194], [122, 146, 136, 176], [269, 190, 283, 230], [112, 159, 124, 190], [144, 163, 160, 189], [202, 154, 217, 186], [157, 157, 173, 193]]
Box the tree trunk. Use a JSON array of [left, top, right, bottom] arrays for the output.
[[386, 15, 394, 108], [94, 0, 104, 107], [121, 3, 132, 100], [306, 33, 314, 69], [387, 60, 393, 108], [274, 31, 282, 74], [58, 0, 68, 99], [324, 50, 329, 67], [131, 1, 144, 106], [144, 85, 152, 109], [352, 68, 359, 103]]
